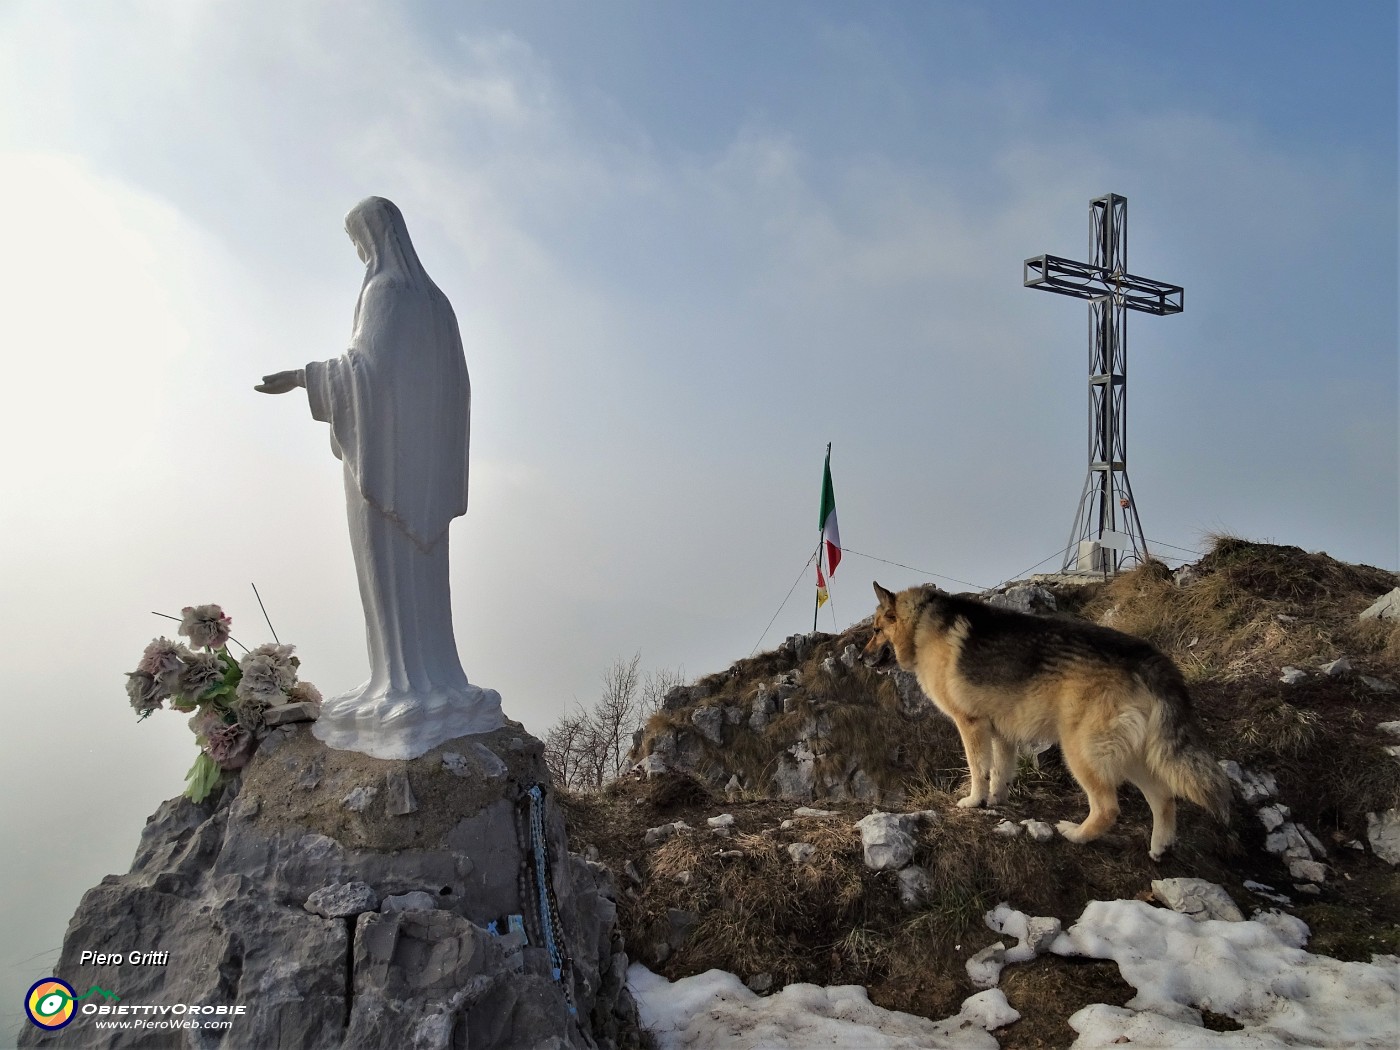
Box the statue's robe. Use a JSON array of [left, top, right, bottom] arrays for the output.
[[304, 197, 503, 758]]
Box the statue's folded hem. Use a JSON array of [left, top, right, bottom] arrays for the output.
[[312, 683, 507, 760]]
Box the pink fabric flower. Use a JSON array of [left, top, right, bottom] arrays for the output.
[[179, 604, 232, 651], [204, 722, 254, 771], [138, 637, 188, 694], [125, 671, 164, 717], [177, 649, 227, 702]]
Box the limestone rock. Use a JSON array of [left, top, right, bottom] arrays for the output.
[[1020, 820, 1055, 842], [1151, 878, 1244, 921], [20, 723, 636, 1050], [381, 890, 439, 913], [771, 742, 816, 800], [1359, 587, 1400, 621], [385, 768, 417, 816], [1220, 760, 1277, 804], [306, 880, 380, 918], [787, 843, 816, 865], [1366, 809, 1400, 864], [342, 785, 379, 812], [1319, 656, 1353, 677], [1279, 666, 1307, 685], [854, 812, 916, 871], [983, 584, 1057, 614], [265, 700, 320, 726], [745, 972, 773, 994], [690, 706, 725, 745]]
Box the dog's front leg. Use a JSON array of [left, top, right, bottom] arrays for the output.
[[987, 733, 1016, 805], [952, 714, 994, 808]]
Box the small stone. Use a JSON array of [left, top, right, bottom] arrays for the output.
[[717, 850, 744, 860], [296, 763, 321, 791], [787, 843, 816, 865], [342, 786, 378, 813], [264, 701, 319, 726], [745, 973, 773, 994], [667, 908, 700, 947], [441, 752, 470, 776], [384, 770, 417, 816], [381, 891, 437, 914], [1362, 677, 1399, 695], [1287, 859, 1328, 883], [993, 821, 1020, 837], [1293, 882, 1322, 896], [1257, 804, 1290, 832], [1244, 880, 1293, 905], [725, 775, 743, 799], [707, 813, 736, 831], [1020, 820, 1055, 842], [1319, 656, 1353, 677], [643, 822, 689, 847], [1274, 613, 1297, 623], [624, 860, 644, 886], [1279, 666, 1307, 685], [897, 865, 933, 907], [675, 871, 692, 886], [305, 881, 378, 918], [839, 643, 861, 669], [792, 807, 839, 818], [1378, 722, 1400, 737]]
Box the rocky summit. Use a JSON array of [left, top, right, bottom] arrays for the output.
[[23, 723, 636, 1049]]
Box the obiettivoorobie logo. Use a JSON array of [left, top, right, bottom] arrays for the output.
[[25, 979, 120, 1030]]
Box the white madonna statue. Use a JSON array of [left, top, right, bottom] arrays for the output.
[[257, 196, 505, 759]]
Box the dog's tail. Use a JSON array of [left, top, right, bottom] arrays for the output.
[[1141, 662, 1232, 823]]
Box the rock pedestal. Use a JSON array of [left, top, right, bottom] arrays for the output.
[[22, 723, 635, 1049]]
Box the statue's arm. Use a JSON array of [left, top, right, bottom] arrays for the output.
[[254, 369, 306, 394]]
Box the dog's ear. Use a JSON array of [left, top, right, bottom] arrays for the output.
[[872, 581, 895, 609]]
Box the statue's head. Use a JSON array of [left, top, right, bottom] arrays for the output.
[[344, 197, 419, 275]]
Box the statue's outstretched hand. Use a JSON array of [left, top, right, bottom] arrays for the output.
[[255, 369, 306, 394]]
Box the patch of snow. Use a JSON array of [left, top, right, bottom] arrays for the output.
[[629, 965, 1008, 1049], [1051, 899, 1398, 1047]]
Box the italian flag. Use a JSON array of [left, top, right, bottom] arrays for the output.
[[816, 447, 841, 608]]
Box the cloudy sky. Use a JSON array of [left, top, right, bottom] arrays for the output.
[[1, 0, 1394, 1037]]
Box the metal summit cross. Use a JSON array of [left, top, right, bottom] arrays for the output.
[[1024, 193, 1183, 575]]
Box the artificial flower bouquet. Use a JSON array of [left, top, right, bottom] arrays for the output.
[[125, 604, 321, 802]]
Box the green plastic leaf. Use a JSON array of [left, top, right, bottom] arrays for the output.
[[182, 752, 223, 804]]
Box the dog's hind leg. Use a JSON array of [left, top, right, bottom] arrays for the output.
[[951, 713, 994, 808], [1055, 740, 1121, 844], [987, 733, 1016, 805], [1128, 762, 1178, 861]]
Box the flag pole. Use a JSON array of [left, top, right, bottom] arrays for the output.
[[813, 442, 831, 633]]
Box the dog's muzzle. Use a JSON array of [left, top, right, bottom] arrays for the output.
[[861, 639, 894, 671]]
